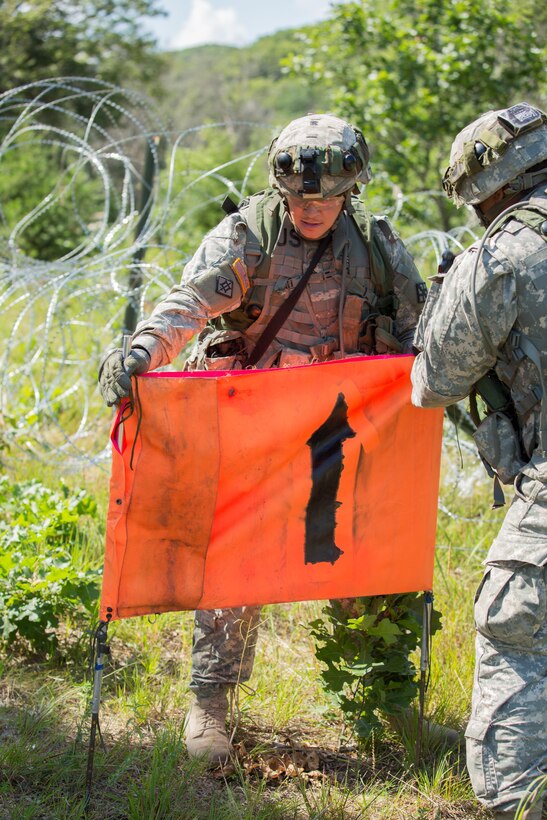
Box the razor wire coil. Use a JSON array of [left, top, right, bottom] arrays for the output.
[[0, 75, 481, 522]]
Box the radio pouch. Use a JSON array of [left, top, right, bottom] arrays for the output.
[[472, 411, 527, 487]]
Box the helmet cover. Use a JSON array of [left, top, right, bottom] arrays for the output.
[[268, 113, 371, 199], [442, 102, 547, 206]]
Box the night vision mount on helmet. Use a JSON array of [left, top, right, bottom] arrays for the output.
[[442, 102, 547, 207], [268, 113, 371, 200]]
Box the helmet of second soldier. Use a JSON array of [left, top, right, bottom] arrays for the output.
[[442, 102, 547, 207], [268, 113, 371, 200]]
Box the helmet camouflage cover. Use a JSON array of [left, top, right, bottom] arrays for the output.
[[443, 102, 547, 206], [268, 113, 371, 200]]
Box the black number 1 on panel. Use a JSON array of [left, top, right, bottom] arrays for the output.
[[305, 393, 356, 565]]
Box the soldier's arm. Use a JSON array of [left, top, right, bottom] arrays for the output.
[[411, 243, 517, 408], [374, 219, 426, 353], [131, 213, 249, 370]]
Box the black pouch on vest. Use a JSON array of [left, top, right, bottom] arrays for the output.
[[472, 411, 527, 485]]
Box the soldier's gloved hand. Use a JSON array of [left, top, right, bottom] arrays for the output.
[[98, 346, 151, 407]]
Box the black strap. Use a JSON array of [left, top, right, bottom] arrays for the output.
[[246, 233, 331, 367]]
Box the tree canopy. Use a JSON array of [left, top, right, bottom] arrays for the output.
[[0, 0, 166, 93], [157, 30, 324, 135], [286, 0, 546, 228]]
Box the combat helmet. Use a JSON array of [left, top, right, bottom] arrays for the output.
[[268, 113, 370, 200], [442, 102, 547, 208]]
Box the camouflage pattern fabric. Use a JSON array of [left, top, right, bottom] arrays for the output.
[[442, 104, 547, 206], [467, 480, 547, 812], [132, 191, 424, 370], [130, 190, 424, 705], [268, 112, 371, 198], [411, 186, 547, 810], [189, 606, 262, 696], [412, 184, 547, 482]]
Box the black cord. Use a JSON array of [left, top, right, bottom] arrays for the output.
[[129, 376, 143, 471], [87, 621, 99, 679], [96, 716, 107, 754]]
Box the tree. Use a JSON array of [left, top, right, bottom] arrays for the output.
[[0, 0, 166, 94], [0, 1, 168, 260], [157, 31, 325, 138], [286, 0, 546, 229]]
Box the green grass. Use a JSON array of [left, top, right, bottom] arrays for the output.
[[0, 427, 507, 819]]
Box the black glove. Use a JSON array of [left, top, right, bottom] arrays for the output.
[[98, 346, 150, 407]]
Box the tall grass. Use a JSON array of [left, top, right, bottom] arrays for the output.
[[0, 429, 511, 818]]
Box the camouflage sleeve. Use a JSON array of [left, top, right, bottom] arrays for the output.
[[374, 218, 426, 352], [411, 239, 518, 408], [131, 213, 249, 370]]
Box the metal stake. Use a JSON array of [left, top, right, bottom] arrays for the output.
[[415, 589, 433, 765], [85, 618, 111, 808]]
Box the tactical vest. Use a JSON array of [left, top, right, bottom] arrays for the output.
[[498, 210, 547, 449], [479, 189, 547, 470], [208, 189, 398, 367]]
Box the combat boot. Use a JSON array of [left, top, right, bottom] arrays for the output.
[[387, 707, 462, 751], [184, 688, 232, 765]]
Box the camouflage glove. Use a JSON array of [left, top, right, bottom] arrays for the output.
[[98, 346, 151, 407]]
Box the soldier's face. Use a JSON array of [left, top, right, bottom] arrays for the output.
[[286, 194, 344, 240]]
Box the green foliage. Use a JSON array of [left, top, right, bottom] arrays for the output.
[[0, 477, 101, 655], [157, 125, 270, 259], [0, 141, 107, 261], [310, 593, 441, 739], [0, 0, 165, 93], [285, 0, 545, 229], [0, 1, 168, 261], [156, 30, 324, 135]]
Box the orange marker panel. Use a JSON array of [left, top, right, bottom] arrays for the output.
[[100, 356, 443, 621]]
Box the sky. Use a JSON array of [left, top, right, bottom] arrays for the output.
[[144, 0, 334, 50]]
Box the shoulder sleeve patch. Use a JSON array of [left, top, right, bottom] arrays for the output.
[[230, 257, 250, 295], [416, 281, 428, 303], [216, 275, 234, 298]]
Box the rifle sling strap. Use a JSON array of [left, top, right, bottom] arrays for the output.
[[246, 233, 331, 367]]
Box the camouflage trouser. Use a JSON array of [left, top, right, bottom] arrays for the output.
[[466, 477, 547, 813], [189, 606, 262, 696], [189, 600, 357, 695]]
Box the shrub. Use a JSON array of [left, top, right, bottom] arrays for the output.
[[0, 476, 101, 656]]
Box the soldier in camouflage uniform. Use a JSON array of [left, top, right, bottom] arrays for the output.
[[411, 103, 547, 819], [99, 113, 426, 764]]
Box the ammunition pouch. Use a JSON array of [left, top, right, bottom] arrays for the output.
[[374, 315, 403, 355], [358, 316, 376, 355], [358, 314, 402, 355], [341, 294, 362, 353], [472, 411, 527, 485], [310, 337, 339, 361], [185, 327, 248, 371]]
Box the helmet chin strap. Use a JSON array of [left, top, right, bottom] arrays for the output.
[[343, 189, 356, 213], [475, 187, 533, 227], [506, 168, 547, 195], [476, 168, 547, 227]]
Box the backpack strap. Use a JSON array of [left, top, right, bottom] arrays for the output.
[[349, 200, 396, 308], [244, 189, 284, 276], [510, 206, 547, 238], [492, 200, 547, 241], [508, 330, 547, 455]]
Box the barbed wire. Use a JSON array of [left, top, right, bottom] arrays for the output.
[[0, 77, 481, 513], [0, 78, 276, 467]]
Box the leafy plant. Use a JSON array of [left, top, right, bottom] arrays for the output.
[[0, 0, 165, 93], [0, 476, 101, 655], [310, 593, 441, 739], [285, 0, 545, 231]]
